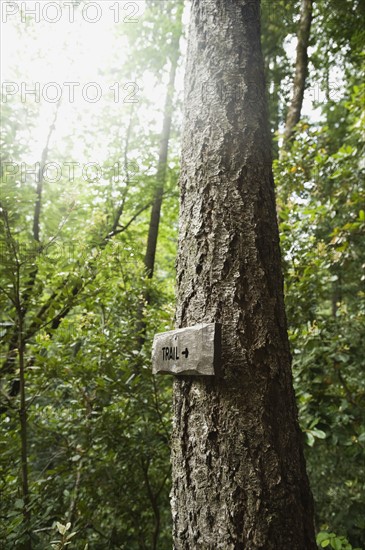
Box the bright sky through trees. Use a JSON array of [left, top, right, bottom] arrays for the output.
[[1, 1, 189, 165]]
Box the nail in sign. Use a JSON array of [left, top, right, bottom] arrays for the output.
[[152, 323, 218, 376]]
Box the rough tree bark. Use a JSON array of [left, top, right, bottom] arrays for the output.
[[284, 0, 313, 144], [171, 1, 316, 548]]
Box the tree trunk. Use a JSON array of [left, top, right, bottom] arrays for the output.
[[33, 100, 61, 243], [144, 30, 181, 278], [136, 6, 182, 346], [284, 0, 313, 144], [172, 2, 316, 548], [18, 310, 32, 550]]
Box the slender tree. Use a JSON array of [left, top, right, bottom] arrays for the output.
[[144, 4, 183, 278], [284, 0, 313, 144], [172, 1, 316, 548], [136, 3, 183, 346], [144, 48, 180, 279]]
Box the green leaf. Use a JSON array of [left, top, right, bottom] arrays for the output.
[[317, 532, 330, 544], [14, 499, 23, 509], [56, 522, 66, 535], [312, 428, 326, 439]]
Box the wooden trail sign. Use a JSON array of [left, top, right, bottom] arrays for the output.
[[152, 323, 219, 376]]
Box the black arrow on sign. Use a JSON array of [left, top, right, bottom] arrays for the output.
[[182, 347, 189, 358]]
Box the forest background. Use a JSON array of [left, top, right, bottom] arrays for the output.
[[0, 0, 364, 549]]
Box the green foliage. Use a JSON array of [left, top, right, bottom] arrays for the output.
[[0, 2, 182, 548], [0, 178, 177, 547], [50, 522, 78, 550], [317, 531, 362, 550], [276, 83, 365, 548]]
